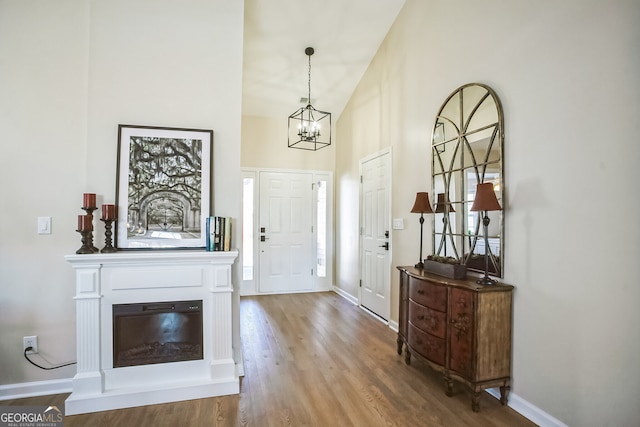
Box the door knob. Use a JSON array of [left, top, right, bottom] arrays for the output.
[[379, 242, 389, 250]]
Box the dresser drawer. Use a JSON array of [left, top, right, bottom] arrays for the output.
[[409, 300, 446, 338], [409, 277, 446, 312], [408, 323, 445, 366]]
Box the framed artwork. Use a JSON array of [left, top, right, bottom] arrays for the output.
[[115, 124, 213, 249]]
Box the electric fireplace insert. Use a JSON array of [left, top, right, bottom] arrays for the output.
[[112, 300, 203, 368]]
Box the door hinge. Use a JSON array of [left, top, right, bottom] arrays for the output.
[[359, 279, 362, 287], [360, 175, 363, 183], [312, 268, 314, 276]]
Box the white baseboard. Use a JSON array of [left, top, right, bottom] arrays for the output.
[[0, 378, 72, 401], [332, 286, 358, 305], [388, 320, 399, 332], [486, 388, 568, 427]]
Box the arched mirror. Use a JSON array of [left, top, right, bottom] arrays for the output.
[[431, 83, 504, 277]]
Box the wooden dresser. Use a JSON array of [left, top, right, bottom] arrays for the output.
[[397, 266, 513, 412]]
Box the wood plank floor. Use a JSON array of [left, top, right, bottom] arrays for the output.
[[1, 292, 536, 426]]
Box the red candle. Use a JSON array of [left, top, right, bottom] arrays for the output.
[[102, 204, 117, 221], [83, 193, 97, 209], [78, 214, 93, 231]]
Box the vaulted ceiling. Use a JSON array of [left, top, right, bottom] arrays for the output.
[[241, 0, 406, 120]]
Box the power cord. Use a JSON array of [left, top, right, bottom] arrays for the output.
[[23, 347, 77, 370]]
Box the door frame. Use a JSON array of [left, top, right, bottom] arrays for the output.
[[240, 167, 334, 296], [358, 148, 393, 321]]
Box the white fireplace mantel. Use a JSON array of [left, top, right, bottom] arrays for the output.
[[64, 250, 239, 415]]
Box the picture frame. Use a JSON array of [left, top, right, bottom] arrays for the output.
[[115, 124, 213, 250]]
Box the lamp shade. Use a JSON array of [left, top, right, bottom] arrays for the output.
[[434, 193, 455, 213], [410, 192, 433, 214], [470, 183, 502, 212]]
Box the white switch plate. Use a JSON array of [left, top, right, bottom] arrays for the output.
[[392, 218, 404, 230], [37, 217, 52, 234]]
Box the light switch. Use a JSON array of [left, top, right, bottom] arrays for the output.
[[392, 218, 404, 230], [37, 217, 52, 234]]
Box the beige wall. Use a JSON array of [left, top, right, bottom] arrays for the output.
[[0, 0, 244, 385], [335, 0, 640, 425], [241, 115, 335, 171]]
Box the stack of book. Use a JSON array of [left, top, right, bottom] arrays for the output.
[[206, 216, 232, 251]]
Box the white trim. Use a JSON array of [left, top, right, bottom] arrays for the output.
[[388, 320, 399, 332], [0, 378, 72, 400], [360, 305, 388, 324], [358, 147, 393, 319], [241, 166, 330, 175], [240, 170, 258, 296], [240, 167, 334, 296], [359, 147, 392, 164], [332, 286, 358, 305], [486, 389, 568, 427]]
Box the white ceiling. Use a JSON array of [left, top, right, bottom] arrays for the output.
[[241, 0, 406, 119]]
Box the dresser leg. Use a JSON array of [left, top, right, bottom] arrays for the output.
[[444, 378, 454, 397], [404, 349, 411, 365], [471, 391, 481, 412], [396, 336, 403, 355], [500, 385, 510, 405]]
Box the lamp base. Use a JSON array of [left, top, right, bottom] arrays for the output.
[[415, 261, 424, 269], [476, 276, 498, 286]]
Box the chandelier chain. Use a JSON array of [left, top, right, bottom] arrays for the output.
[[308, 54, 312, 104]]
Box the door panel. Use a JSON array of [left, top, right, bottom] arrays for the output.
[[360, 152, 391, 319], [259, 172, 313, 293]]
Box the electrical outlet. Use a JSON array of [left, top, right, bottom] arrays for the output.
[[23, 336, 38, 353]]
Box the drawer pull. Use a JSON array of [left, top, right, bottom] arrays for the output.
[[417, 315, 425, 320], [417, 290, 425, 295]]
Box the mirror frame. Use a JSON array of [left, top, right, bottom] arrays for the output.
[[431, 83, 504, 277]]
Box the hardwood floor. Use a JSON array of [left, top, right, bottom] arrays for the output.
[[1, 292, 535, 426]]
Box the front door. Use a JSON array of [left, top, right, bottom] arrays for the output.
[[360, 151, 391, 320], [258, 171, 314, 293]]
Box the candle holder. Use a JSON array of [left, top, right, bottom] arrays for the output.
[[81, 207, 99, 253], [100, 219, 117, 253], [76, 229, 97, 254]]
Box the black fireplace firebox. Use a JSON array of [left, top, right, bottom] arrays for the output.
[[112, 300, 203, 368]]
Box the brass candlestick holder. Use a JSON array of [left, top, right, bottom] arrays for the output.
[[100, 219, 117, 253], [76, 229, 97, 254], [81, 206, 99, 253]]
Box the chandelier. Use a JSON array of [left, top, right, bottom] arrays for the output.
[[288, 47, 331, 151]]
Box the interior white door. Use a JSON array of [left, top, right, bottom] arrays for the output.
[[360, 151, 391, 320], [259, 171, 314, 293]]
